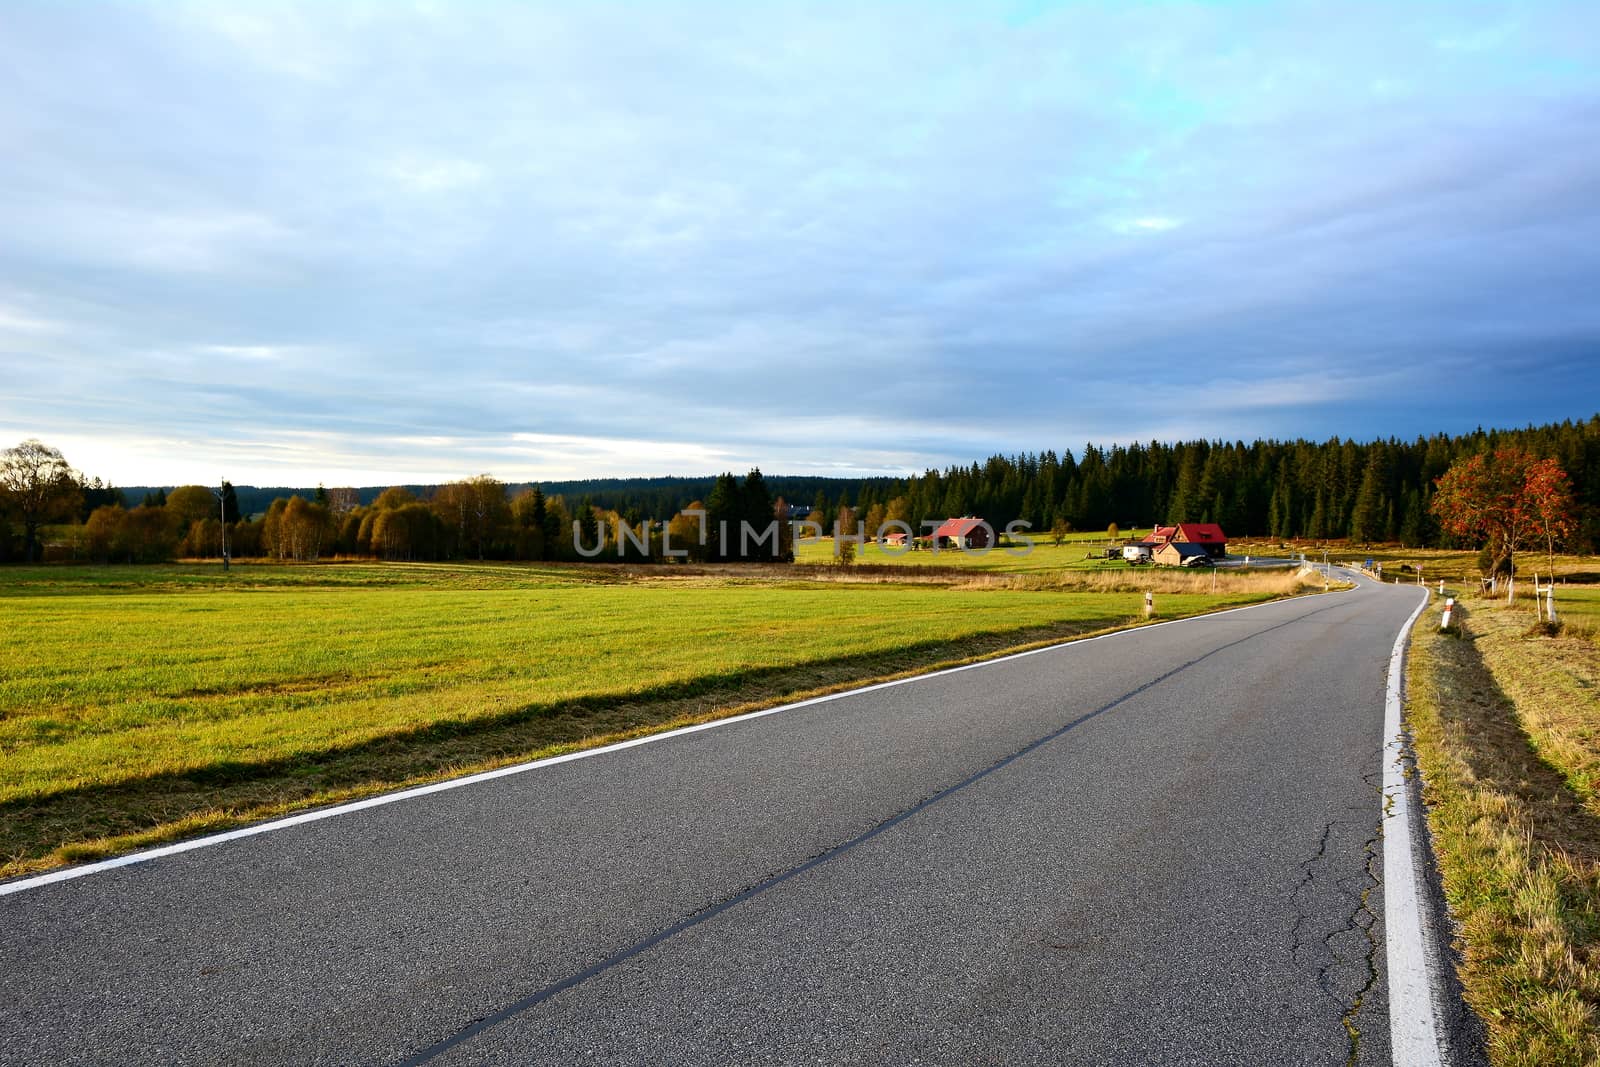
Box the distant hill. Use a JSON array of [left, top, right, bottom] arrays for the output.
[[117, 475, 879, 520]]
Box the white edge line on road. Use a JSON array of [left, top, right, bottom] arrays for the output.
[[1383, 587, 1446, 1067], [2, 578, 1352, 899]]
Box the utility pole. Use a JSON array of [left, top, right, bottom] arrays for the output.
[[220, 478, 230, 572]]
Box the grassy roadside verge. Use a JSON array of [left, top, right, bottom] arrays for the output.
[[2, 563, 1324, 880], [1406, 595, 1600, 1065]]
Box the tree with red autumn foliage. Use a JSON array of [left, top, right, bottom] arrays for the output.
[[1430, 448, 1576, 579], [1525, 458, 1578, 571]]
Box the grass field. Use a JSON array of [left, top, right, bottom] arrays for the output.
[[1548, 585, 1600, 627], [0, 560, 1313, 877], [1407, 588, 1600, 1065]]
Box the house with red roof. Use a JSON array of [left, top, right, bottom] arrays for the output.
[[1147, 523, 1228, 557], [930, 516, 991, 550]]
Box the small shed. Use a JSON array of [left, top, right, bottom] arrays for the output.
[[1155, 541, 1213, 567]]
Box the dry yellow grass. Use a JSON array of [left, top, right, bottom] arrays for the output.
[[1408, 595, 1600, 1065], [1001, 566, 1330, 595]]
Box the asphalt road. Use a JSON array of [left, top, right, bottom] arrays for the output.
[[2, 577, 1429, 1066]]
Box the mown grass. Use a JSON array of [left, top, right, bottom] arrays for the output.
[[1407, 590, 1600, 1065], [0, 560, 1313, 877], [1550, 586, 1600, 628]]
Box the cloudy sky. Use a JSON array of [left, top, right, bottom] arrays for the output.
[[2, 1, 1597, 486]]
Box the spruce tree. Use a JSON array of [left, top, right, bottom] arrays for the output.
[[1167, 451, 1201, 524], [740, 468, 774, 558], [706, 473, 742, 561], [1349, 449, 1388, 544], [811, 489, 830, 531]]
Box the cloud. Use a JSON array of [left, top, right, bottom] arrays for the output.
[[0, 307, 61, 335], [385, 158, 487, 193], [196, 344, 322, 363], [0, 1, 1597, 485], [1114, 216, 1184, 233]]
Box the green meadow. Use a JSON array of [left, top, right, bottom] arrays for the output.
[[0, 560, 1295, 875]]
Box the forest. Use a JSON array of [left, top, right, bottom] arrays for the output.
[[3, 415, 1597, 563]]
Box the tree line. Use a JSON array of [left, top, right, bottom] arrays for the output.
[[799, 416, 1600, 554], [3, 414, 1597, 563]]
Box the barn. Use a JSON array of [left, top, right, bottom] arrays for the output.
[[931, 517, 991, 550]]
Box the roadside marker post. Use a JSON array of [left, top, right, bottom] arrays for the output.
[[1440, 598, 1454, 631], [1143, 592, 1153, 618], [1535, 576, 1557, 623]]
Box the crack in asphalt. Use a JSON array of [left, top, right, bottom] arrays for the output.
[[394, 597, 1358, 1066], [1288, 757, 1386, 1066], [1341, 823, 1383, 1067]]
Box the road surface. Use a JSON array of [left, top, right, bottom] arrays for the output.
[[2, 576, 1434, 1065]]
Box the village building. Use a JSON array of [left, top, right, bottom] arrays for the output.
[[930, 517, 991, 550], [1148, 522, 1228, 558], [1154, 541, 1214, 567]]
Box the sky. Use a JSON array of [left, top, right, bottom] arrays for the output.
[[2, 1, 1598, 487]]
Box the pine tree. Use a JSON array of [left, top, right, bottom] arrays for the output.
[[1398, 488, 1424, 546], [1167, 451, 1201, 524], [1349, 448, 1388, 544], [740, 468, 773, 555], [811, 489, 830, 532], [706, 473, 742, 562]]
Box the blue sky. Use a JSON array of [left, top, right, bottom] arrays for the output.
[[2, 1, 1597, 485]]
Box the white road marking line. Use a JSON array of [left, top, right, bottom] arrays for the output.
[[2, 583, 1345, 898], [1383, 588, 1445, 1066]]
